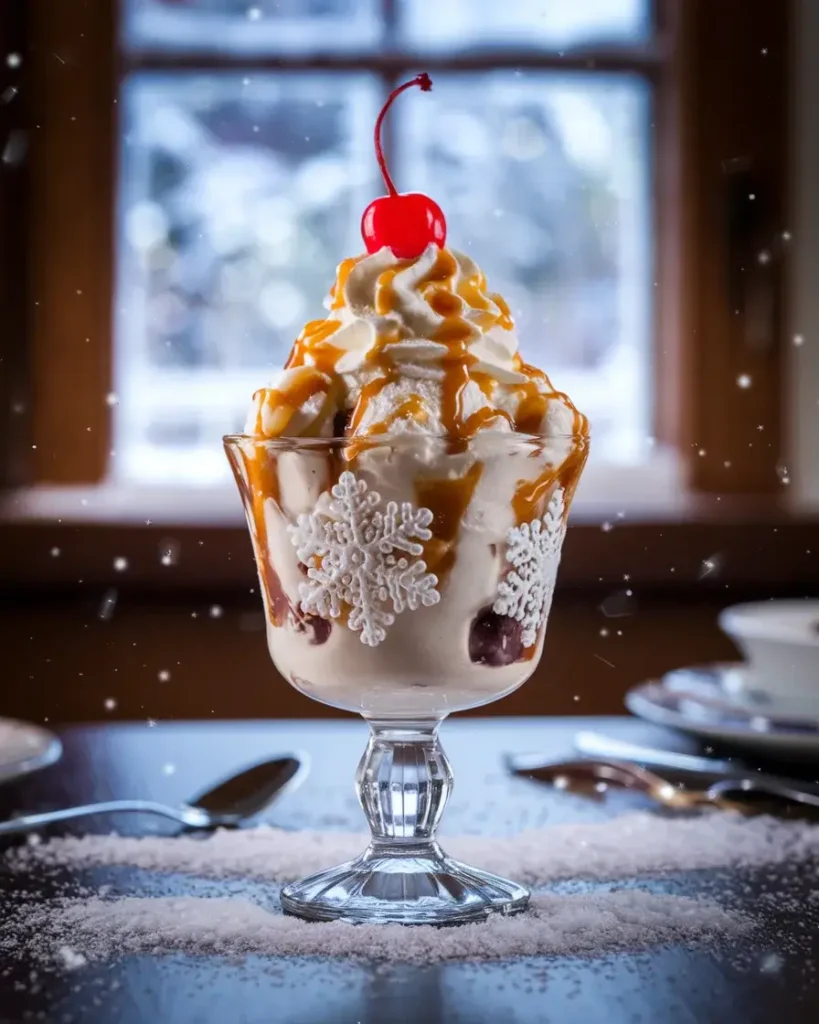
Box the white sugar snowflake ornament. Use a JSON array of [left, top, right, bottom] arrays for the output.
[[493, 488, 567, 648], [288, 472, 441, 647]]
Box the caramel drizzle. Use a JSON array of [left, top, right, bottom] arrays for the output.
[[282, 248, 525, 441], [463, 405, 514, 435], [511, 362, 590, 439], [415, 461, 484, 585], [512, 465, 560, 527], [375, 261, 415, 315], [382, 393, 427, 428], [508, 365, 590, 530], [471, 371, 495, 398], [511, 435, 590, 526], [329, 255, 363, 310], [428, 288, 461, 318], [490, 292, 514, 330], [418, 249, 486, 443], [226, 443, 290, 627], [512, 381, 550, 436], [251, 366, 334, 438], [348, 374, 393, 435], [275, 248, 591, 449], [510, 433, 589, 654], [284, 318, 343, 372]]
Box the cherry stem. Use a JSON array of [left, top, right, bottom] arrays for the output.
[[373, 73, 433, 198]]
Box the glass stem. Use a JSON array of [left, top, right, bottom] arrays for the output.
[[356, 721, 453, 852]]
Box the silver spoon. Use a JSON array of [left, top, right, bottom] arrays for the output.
[[707, 776, 819, 809], [505, 755, 712, 809], [0, 752, 310, 835], [507, 755, 819, 813], [511, 740, 819, 802]]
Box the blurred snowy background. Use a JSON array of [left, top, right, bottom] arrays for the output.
[[115, 0, 653, 484]]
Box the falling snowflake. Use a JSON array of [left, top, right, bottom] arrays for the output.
[[493, 488, 567, 647], [288, 472, 440, 647]]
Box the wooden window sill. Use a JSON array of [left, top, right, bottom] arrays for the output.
[[1, 482, 816, 592], [0, 450, 686, 527], [15, 447, 812, 529]]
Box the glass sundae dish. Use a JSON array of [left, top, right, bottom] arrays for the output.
[[225, 75, 588, 924]]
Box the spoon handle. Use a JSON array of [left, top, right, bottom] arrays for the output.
[[0, 799, 209, 834], [574, 733, 819, 797], [573, 731, 737, 775], [708, 778, 819, 809]]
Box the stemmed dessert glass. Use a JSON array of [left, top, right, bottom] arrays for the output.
[[225, 431, 587, 924]]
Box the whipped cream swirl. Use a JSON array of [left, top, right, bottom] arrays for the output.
[[247, 244, 586, 441], [318, 244, 526, 384]]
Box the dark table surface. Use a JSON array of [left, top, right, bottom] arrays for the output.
[[1, 715, 818, 1024]]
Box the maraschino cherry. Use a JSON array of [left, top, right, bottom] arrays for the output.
[[361, 73, 446, 260]]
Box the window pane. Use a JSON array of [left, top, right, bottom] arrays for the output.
[[123, 0, 383, 53], [114, 73, 379, 484], [399, 0, 651, 49], [398, 73, 652, 463]]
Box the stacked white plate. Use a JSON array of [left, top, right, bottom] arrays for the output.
[[0, 718, 62, 784], [626, 601, 819, 758]]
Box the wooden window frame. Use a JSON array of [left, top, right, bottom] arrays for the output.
[[24, 0, 674, 485], [3, 0, 816, 592]]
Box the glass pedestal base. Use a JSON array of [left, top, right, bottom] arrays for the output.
[[280, 840, 530, 924], [280, 722, 530, 925]]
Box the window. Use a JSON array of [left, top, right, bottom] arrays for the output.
[[12, 0, 799, 528], [116, 71, 379, 483], [113, 0, 656, 486]]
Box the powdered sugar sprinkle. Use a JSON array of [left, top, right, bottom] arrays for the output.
[[4, 891, 749, 965], [4, 810, 818, 965], [10, 811, 819, 885]]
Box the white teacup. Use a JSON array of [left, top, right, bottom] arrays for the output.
[[718, 600, 819, 715]]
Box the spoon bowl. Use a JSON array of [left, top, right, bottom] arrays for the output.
[[191, 752, 309, 823], [505, 755, 706, 808], [0, 752, 310, 836]]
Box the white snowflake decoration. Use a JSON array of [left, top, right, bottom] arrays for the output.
[[288, 472, 441, 647], [493, 488, 567, 648]]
